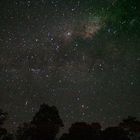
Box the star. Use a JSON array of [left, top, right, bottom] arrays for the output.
[[67, 32, 72, 36]]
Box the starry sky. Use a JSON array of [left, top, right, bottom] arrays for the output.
[[0, 0, 140, 132]]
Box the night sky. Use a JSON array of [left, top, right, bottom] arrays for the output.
[[0, 0, 140, 132]]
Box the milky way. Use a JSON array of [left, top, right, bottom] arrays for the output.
[[0, 0, 140, 132]]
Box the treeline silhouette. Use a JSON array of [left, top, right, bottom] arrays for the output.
[[0, 104, 140, 140]]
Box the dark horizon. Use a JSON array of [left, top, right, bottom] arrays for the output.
[[0, 104, 140, 140]]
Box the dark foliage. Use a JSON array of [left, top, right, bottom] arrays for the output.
[[102, 127, 130, 140], [0, 109, 8, 126], [1, 107, 140, 140], [60, 122, 131, 140], [0, 109, 13, 140], [0, 109, 8, 140], [60, 122, 93, 140], [16, 103, 64, 140]]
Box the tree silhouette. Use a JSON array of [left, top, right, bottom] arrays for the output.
[[59, 133, 69, 140], [31, 103, 64, 140], [119, 116, 140, 139], [1, 106, 140, 140], [2, 133, 13, 140], [0, 128, 7, 140], [16, 122, 31, 140], [0, 109, 8, 126], [0, 109, 8, 140], [17, 104, 63, 140], [91, 122, 102, 140], [60, 122, 102, 140], [68, 122, 92, 140], [119, 116, 140, 132], [102, 126, 130, 140]]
